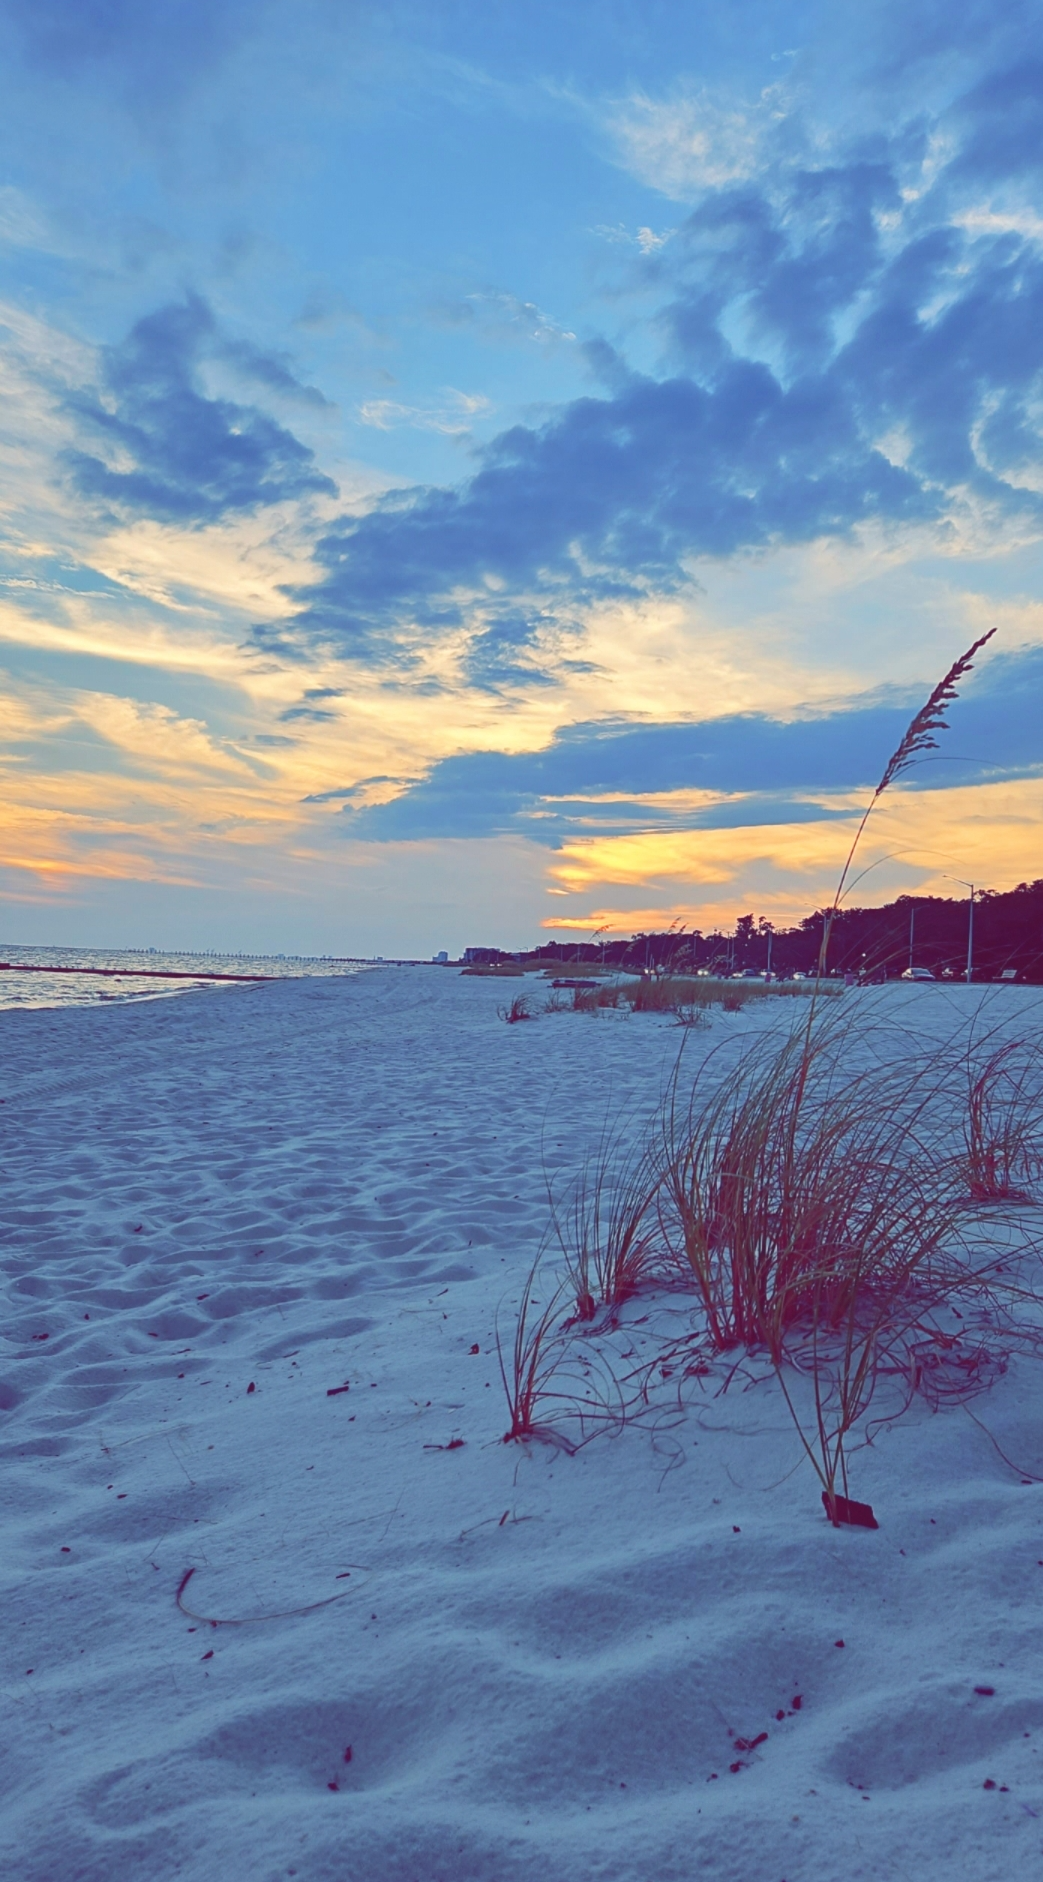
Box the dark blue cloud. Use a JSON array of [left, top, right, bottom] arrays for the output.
[[284, 61, 1043, 661], [219, 336, 332, 409], [326, 643, 1042, 843], [665, 162, 902, 377], [1, 0, 254, 100], [65, 296, 336, 523], [835, 232, 1043, 496], [948, 59, 1043, 188], [279, 686, 345, 723], [463, 611, 572, 692], [294, 360, 929, 652]]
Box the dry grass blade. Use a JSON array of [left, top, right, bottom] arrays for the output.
[[496, 1260, 568, 1442]]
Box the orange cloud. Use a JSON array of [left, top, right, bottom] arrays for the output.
[[542, 778, 1043, 929]]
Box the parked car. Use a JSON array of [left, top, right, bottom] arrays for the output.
[[900, 967, 936, 981]]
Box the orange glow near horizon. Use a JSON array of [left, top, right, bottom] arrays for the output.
[[540, 777, 1043, 932]]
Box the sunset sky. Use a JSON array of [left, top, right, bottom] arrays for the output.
[[1, 0, 1041, 956]]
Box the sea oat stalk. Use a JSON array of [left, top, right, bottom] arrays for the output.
[[817, 630, 996, 978]]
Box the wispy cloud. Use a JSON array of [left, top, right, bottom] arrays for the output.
[[436, 289, 576, 346], [593, 222, 674, 252], [356, 389, 492, 434], [0, 182, 52, 249]]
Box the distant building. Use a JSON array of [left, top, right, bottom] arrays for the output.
[[462, 947, 504, 964], [433, 950, 449, 963]]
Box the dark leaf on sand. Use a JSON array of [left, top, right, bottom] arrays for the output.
[[823, 1492, 878, 1529]]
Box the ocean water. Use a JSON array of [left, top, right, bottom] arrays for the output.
[[0, 945, 370, 1012]]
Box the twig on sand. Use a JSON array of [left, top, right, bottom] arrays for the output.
[[175, 1564, 365, 1627]]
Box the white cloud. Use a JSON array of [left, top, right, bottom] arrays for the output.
[[605, 86, 788, 201], [953, 206, 1043, 245]]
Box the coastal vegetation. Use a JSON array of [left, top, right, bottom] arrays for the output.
[[501, 632, 1043, 1523]]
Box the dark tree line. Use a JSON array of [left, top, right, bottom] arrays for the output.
[[513, 879, 1043, 981]]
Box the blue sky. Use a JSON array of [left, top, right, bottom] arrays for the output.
[[1, 0, 1041, 954]]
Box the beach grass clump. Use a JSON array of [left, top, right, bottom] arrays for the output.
[[656, 1013, 966, 1361], [543, 989, 571, 1013], [625, 976, 837, 1017], [627, 976, 743, 1014], [503, 630, 1024, 1514], [551, 1126, 662, 1320], [497, 1258, 624, 1447], [674, 1000, 712, 1029], [960, 1039, 1042, 1203], [653, 1005, 1026, 1515], [499, 993, 535, 1024], [503, 999, 1037, 1500], [571, 985, 601, 1013], [543, 983, 624, 1014]]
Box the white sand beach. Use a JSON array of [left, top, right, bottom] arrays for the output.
[[3, 969, 1043, 1882]]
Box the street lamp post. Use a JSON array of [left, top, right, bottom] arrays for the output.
[[946, 877, 976, 983]]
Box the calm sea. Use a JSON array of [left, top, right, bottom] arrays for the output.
[[0, 946, 371, 1013]]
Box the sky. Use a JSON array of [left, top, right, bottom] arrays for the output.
[[1, 0, 1041, 958]]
